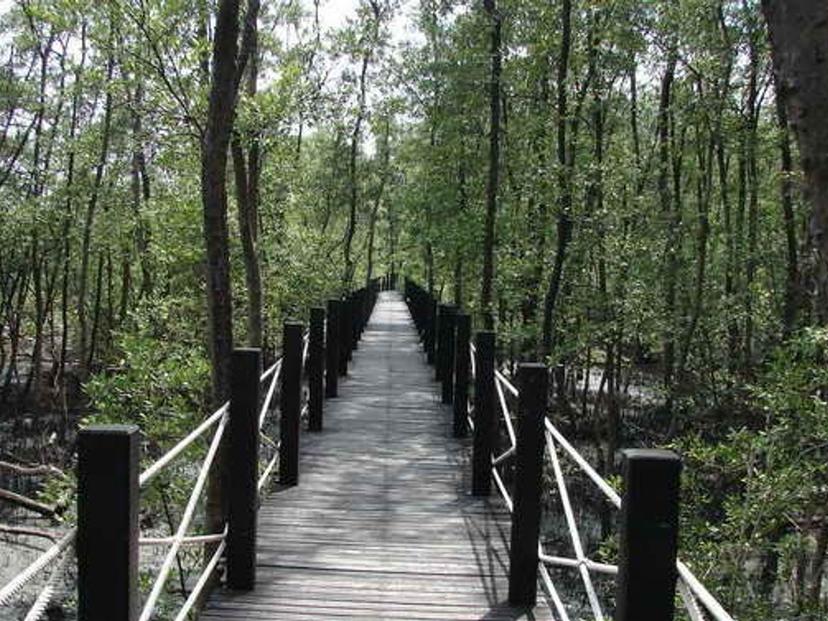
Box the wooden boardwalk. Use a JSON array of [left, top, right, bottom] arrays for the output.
[[202, 292, 552, 620]]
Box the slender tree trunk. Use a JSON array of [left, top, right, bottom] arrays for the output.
[[57, 22, 87, 396], [202, 0, 240, 549], [344, 2, 380, 291], [231, 138, 263, 347], [772, 72, 801, 333], [366, 116, 390, 288], [77, 37, 115, 373], [202, 0, 260, 558], [743, 18, 760, 366], [480, 0, 501, 330], [540, 0, 572, 358], [130, 84, 153, 301], [657, 54, 678, 415], [231, 15, 262, 348], [87, 253, 104, 370]]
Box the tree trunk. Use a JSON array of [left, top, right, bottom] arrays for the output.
[[77, 37, 115, 374], [772, 71, 801, 333], [201, 0, 259, 555], [366, 116, 390, 288], [743, 16, 760, 366], [480, 0, 501, 330], [540, 0, 572, 358], [231, 135, 263, 347], [657, 54, 678, 416], [344, 2, 380, 291], [762, 0, 828, 324]]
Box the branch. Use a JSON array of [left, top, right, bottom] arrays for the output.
[[0, 461, 66, 478], [233, 0, 261, 96], [0, 524, 58, 541], [0, 488, 60, 518]]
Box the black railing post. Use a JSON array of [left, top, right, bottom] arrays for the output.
[[425, 299, 437, 364], [508, 363, 548, 607], [615, 450, 682, 621], [77, 425, 139, 621], [339, 297, 351, 371], [227, 347, 261, 590], [472, 331, 495, 496], [453, 313, 471, 437], [440, 306, 457, 404], [325, 300, 340, 397], [280, 321, 303, 486], [436, 304, 449, 380], [350, 293, 359, 351], [308, 307, 325, 431]]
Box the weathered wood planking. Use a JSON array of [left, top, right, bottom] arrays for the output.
[[201, 292, 552, 620]]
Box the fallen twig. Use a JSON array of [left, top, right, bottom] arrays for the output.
[[0, 524, 58, 541], [0, 488, 58, 518], [0, 461, 66, 478]]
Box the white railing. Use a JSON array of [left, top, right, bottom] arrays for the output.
[[469, 344, 735, 621], [0, 352, 289, 621]]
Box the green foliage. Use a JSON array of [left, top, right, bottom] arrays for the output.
[[83, 301, 210, 457], [679, 328, 828, 619]]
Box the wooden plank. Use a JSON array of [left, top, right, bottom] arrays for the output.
[[202, 292, 553, 620]]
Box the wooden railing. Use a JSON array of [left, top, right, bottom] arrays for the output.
[[403, 277, 734, 621], [0, 278, 387, 621]]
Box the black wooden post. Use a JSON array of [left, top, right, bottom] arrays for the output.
[[227, 348, 261, 590], [350, 293, 359, 351], [441, 307, 457, 404], [453, 314, 471, 437], [508, 363, 548, 607], [280, 321, 303, 486], [615, 449, 682, 621], [308, 307, 325, 431], [472, 331, 495, 496], [339, 298, 351, 371], [77, 425, 139, 621], [436, 304, 449, 381], [425, 299, 437, 364], [326, 300, 340, 394]]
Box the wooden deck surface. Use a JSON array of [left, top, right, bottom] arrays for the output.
[[201, 292, 552, 620]]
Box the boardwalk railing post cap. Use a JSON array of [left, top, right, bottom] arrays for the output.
[[80, 424, 140, 435], [621, 448, 682, 467]]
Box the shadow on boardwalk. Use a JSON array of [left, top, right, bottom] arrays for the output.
[[202, 292, 552, 620]]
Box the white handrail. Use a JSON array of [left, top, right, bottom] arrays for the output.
[[172, 528, 228, 621], [260, 359, 280, 382], [22, 551, 70, 621], [259, 360, 282, 430], [539, 552, 618, 575], [492, 465, 513, 512], [139, 403, 228, 488], [538, 550, 572, 621], [495, 377, 517, 449], [547, 435, 606, 620], [469, 343, 476, 378], [678, 578, 709, 621], [258, 439, 281, 492], [139, 411, 228, 621], [495, 369, 518, 396], [678, 561, 735, 621], [138, 533, 226, 547], [544, 419, 622, 508], [469, 342, 735, 621], [0, 528, 75, 606]]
